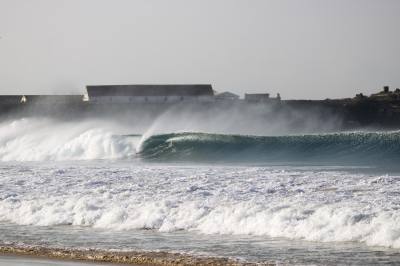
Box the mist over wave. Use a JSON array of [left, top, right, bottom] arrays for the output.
[[0, 118, 137, 161]]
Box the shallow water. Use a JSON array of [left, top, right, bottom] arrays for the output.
[[2, 221, 400, 265], [1, 161, 400, 264]]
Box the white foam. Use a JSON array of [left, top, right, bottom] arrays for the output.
[[1, 164, 400, 249], [0, 118, 137, 161]]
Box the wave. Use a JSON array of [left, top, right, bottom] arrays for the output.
[[139, 132, 400, 164], [0, 118, 137, 161], [2, 193, 400, 249], [1, 118, 400, 164]]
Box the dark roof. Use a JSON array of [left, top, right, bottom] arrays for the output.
[[86, 85, 214, 97]]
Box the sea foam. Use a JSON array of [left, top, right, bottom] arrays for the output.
[[1, 163, 400, 249]]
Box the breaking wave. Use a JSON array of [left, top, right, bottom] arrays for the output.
[[1, 165, 400, 249], [0, 118, 137, 161], [139, 131, 400, 164], [1, 118, 400, 164]]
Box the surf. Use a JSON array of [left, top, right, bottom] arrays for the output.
[[138, 131, 400, 164], [1, 117, 399, 165]]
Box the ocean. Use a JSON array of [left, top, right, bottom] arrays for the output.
[[1, 117, 400, 265]]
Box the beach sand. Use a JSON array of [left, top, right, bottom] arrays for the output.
[[0, 245, 268, 266], [0, 255, 120, 266]]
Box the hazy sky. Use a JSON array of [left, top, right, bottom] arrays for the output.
[[0, 0, 399, 99]]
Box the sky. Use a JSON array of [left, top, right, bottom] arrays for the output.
[[0, 0, 399, 99]]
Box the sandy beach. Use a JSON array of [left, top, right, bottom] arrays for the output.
[[0, 255, 120, 266], [0, 245, 261, 266]]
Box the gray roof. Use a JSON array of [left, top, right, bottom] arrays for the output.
[[216, 92, 240, 98], [86, 84, 214, 97]]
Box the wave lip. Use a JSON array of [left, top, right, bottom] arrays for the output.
[[138, 131, 400, 164]]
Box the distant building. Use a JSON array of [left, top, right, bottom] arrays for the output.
[[23, 95, 84, 104], [244, 93, 270, 103], [215, 91, 240, 101], [86, 84, 214, 103]]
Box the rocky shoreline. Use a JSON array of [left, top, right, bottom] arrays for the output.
[[0, 245, 275, 265]]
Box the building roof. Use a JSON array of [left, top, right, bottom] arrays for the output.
[[216, 91, 240, 99], [86, 85, 214, 97]]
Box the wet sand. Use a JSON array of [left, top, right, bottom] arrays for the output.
[[0, 254, 119, 265], [0, 245, 268, 265]]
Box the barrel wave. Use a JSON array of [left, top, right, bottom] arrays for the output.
[[1, 118, 400, 164], [139, 131, 400, 164]]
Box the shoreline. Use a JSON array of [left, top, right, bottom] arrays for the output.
[[0, 245, 271, 266], [0, 254, 120, 265]]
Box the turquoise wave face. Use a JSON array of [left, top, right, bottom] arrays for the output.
[[138, 132, 400, 164]]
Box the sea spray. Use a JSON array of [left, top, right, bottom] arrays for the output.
[[0, 118, 138, 161]]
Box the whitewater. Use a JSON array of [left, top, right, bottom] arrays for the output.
[[1, 117, 400, 264]]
